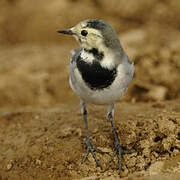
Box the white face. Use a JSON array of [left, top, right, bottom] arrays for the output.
[[70, 22, 104, 49]]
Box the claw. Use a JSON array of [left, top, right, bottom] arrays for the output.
[[93, 146, 104, 154], [109, 138, 135, 170], [82, 138, 103, 168], [123, 149, 135, 154], [108, 150, 117, 163]]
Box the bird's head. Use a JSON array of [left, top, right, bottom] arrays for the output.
[[57, 19, 121, 52]]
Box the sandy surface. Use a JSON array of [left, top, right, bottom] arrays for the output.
[[0, 0, 180, 179], [0, 100, 179, 179]]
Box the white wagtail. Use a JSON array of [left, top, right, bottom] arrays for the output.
[[57, 19, 134, 170]]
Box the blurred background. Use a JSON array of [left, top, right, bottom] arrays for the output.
[[0, 0, 180, 108]]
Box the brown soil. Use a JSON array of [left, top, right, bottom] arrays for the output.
[[0, 0, 180, 179], [0, 100, 180, 180]]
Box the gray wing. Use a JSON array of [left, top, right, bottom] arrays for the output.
[[70, 49, 81, 64], [69, 49, 81, 86]]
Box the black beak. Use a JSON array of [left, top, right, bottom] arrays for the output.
[[57, 29, 74, 35]]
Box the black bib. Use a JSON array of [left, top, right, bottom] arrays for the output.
[[76, 56, 117, 90]]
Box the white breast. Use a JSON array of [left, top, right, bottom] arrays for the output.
[[80, 49, 94, 64]]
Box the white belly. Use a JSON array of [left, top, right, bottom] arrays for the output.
[[69, 61, 134, 105]]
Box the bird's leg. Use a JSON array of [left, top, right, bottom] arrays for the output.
[[107, 104, 134, 170], [80, 100, 103, 168]]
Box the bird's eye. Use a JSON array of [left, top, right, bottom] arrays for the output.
[[81, 30, 88, 36]]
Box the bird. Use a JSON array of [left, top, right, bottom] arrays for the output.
[[57, 19, 134, 170]]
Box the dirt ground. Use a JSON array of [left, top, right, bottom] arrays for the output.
[[0, 0, 180, 180], [0, 98, 180, 180]]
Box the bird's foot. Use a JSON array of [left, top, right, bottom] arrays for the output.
[[109, 138, 135, 170], [82, 138, 103, 168]]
